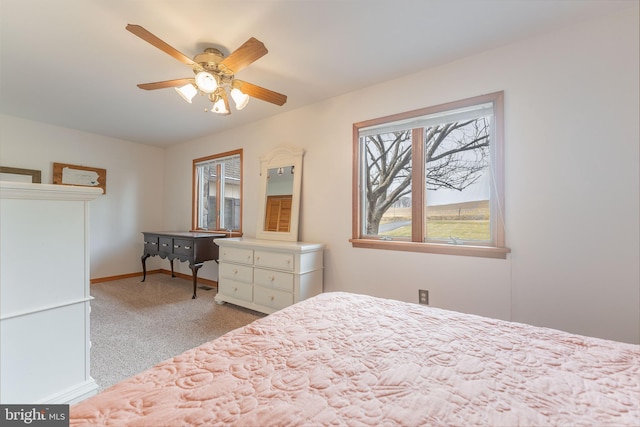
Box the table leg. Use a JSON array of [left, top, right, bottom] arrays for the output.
[[189, 263, 203, 299], [141, 253, 150, 282], [170, 259, 175, 277]]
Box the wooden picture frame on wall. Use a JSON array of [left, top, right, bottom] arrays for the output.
[[53, 162, 107, 194], [0, 166, 42, 183]]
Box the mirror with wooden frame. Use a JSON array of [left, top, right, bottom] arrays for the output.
[[256, 146, 304, 242]]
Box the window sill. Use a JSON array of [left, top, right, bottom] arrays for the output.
[[349, 238, 510, 259]]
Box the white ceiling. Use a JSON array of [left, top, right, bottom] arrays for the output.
[[0, 0, 635, 147]]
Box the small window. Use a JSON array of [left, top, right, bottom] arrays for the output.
[[352, 92, 509, 259], [192, 149, 242, 233]]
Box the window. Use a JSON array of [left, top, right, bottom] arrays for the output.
[[351, 92, 509, 259], [192, 149, 242, 233]]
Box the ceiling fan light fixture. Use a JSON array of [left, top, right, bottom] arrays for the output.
[[230, 88, 250, 110], [195, 71, 218, 93], [175, 83, 198, 103], [211, 89, 230, 115], [127, 25, 287, 114]]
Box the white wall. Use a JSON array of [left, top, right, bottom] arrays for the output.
[[165, 8, 639, 343], [0, 114, 165, 278]]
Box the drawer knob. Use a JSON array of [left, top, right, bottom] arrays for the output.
[[234, 287, 238, 292], [270, 276, 275, 282], [174, 245, 179, 248], [162, 243, 168, 247], [151, 242, 157, 245], [270, 295, 275, 301], [184, 246, 191, 250], [144, 241, 149, 244]]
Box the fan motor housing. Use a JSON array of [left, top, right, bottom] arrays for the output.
[[194, 48, 225, 72]]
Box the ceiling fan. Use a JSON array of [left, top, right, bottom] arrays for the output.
[[126, 24, 287, 115]]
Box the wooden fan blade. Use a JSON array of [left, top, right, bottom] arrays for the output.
[[235, 80, 287, 106], [137, 78, 194, 90], [126, 24, 194, 66], [219, 38, 268, 74]]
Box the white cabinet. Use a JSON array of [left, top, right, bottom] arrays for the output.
[[214, 238, 323, 314], [0, 181, 101, 404]]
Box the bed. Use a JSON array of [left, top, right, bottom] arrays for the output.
[[71, 292, 640, 426]]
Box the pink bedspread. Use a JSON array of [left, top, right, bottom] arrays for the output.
[[71, 292, 640, 426]]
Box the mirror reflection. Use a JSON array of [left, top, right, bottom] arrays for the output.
[[256, 145, 304, 242], [264, 166, 294, 232]]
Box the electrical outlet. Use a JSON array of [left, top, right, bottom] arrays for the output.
[[418, 289, 429, 305]]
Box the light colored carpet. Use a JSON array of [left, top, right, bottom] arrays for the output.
[[90, 273, 264, 391]]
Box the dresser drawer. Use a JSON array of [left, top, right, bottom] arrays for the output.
[[219, 262, 253, 284], [218, 280, 253, 303], [219, 247, 253, 264], [254, 250, 294, 271], [254, 268, 294, 292], [254, 286, 293, 311], [159, 237, 173, 254], [172, 239, 194, 256], [143, 235, 159, 251]]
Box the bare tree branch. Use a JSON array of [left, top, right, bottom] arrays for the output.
[[363, 117, 490, 234]]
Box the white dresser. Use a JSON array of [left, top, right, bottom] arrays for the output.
[[214, 238, 323, 314], [0, 181, 101, 404]]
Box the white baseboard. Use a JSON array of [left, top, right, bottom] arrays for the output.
[[36, 378, 99, 405]]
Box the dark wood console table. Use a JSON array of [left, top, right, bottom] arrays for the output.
[[141, 231, 225, 298]]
